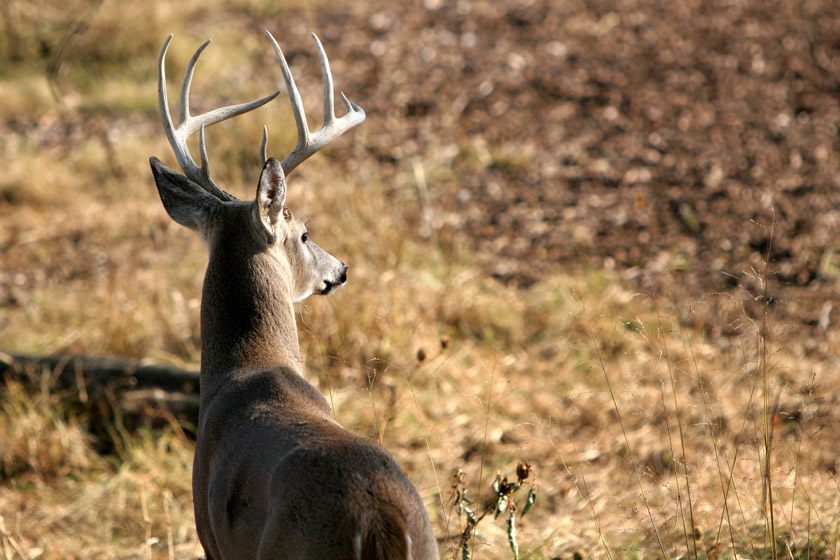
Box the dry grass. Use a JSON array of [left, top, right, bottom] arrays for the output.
[[2, 1, 840, 559]]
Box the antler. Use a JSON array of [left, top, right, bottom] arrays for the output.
[[157, 34, 280, 201], [263, 31, 366, 176]]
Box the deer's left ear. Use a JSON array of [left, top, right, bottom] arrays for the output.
[[252, 157, 286, 244], [150, 157, 219, 232]]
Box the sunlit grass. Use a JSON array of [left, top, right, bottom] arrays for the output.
[[2, 0, 840, 558]]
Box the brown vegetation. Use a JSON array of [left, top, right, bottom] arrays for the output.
[[2, 0, 840, 558]]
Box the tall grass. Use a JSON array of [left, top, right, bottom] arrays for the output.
[[2, 0, 840, 558], [562, 238, 839, 559]]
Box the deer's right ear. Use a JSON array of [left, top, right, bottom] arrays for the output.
[[150, 157, 218, 232], [252, 157, 286, 244]]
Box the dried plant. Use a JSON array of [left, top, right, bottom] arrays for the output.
[[450, 463, 537, 560]]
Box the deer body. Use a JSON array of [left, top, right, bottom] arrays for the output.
[[150, 32, 438, 560]]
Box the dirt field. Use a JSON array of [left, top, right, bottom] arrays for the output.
[[2, 0, 840, 558], [315, 0, 840, 324]]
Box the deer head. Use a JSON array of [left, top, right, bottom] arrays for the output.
[[150, 31, 364, 303]]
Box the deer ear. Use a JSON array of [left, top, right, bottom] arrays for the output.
[[252, 157, 287, 244], [150, 157, 218, 231]]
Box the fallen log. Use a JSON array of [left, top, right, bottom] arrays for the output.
[[0, 352, 201, 443], [0, 352, 200, 394]]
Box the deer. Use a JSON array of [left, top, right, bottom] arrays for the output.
[[149, 31, 439, 560]]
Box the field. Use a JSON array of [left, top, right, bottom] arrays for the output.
[[2, 0, 840, 558]]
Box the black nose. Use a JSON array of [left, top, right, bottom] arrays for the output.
[[340, 264, 348, 284]]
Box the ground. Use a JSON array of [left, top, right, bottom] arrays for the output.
[[1, 0, 840, 558]]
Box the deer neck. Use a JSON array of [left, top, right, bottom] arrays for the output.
[[199, 233, 301, 382]]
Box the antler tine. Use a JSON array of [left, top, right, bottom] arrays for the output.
[[260, 125, 268, 168], [157, 34, 281, 201], [264, 30, 366, 176], [266, 31, 311, 158], [179, 39, 212, 128], [312, 33, 335, 126]]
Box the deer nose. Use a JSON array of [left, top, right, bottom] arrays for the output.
[[340, 264, 348, 284]]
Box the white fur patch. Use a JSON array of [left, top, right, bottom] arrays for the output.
[[353, 532, 361, 560]]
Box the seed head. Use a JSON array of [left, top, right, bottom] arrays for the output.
[[516, 461, 532, 482]]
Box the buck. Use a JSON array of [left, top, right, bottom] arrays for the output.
[[150, 31, 438, 560]]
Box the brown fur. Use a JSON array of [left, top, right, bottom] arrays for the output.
[[361, 502, 411, 560]]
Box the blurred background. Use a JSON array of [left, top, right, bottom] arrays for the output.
[[2, 0, 840, 558]]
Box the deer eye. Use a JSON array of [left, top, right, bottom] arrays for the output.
[[301, 232, 308, 243]]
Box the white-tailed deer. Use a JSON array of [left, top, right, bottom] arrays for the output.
[[150, 32, 439, 560]]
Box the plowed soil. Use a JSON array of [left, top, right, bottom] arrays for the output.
[[281, 0, 840, 336]]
